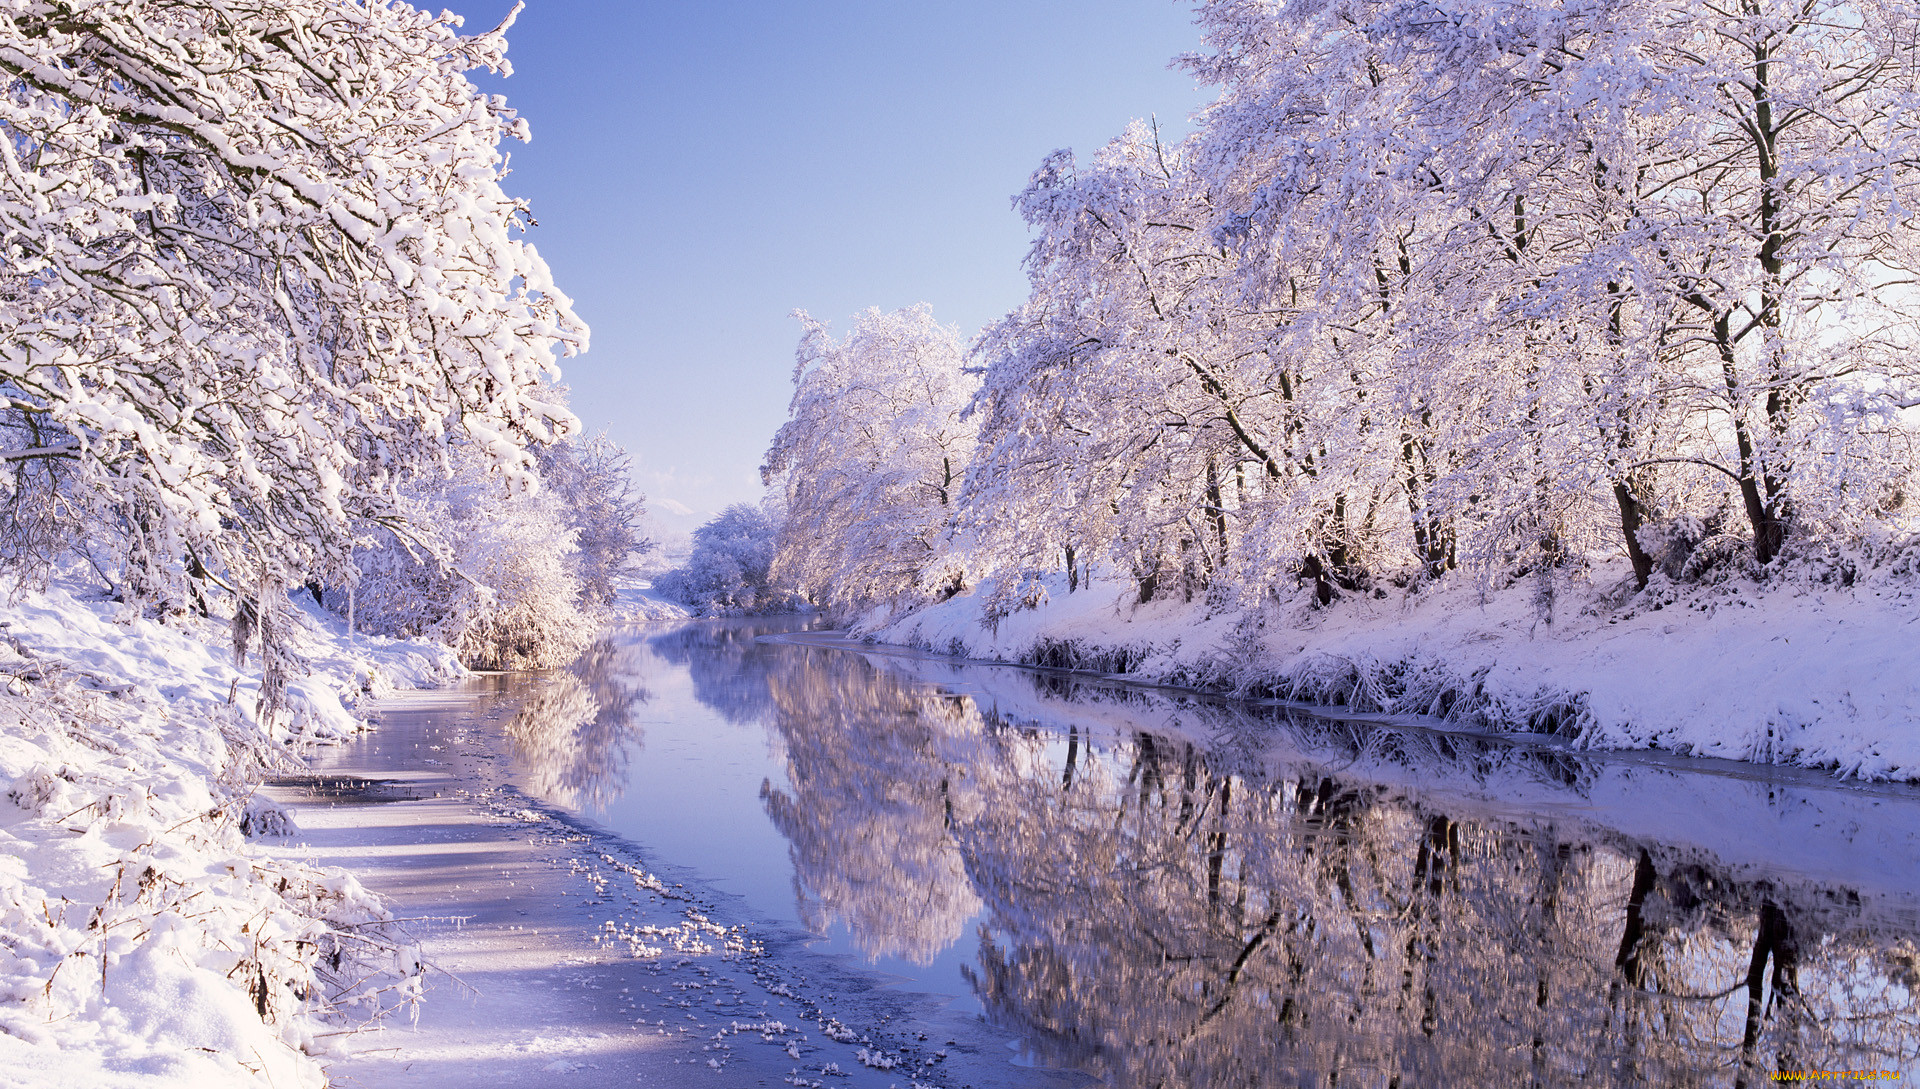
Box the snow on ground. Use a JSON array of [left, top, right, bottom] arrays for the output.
[[0, 576, 461, 1088], [605, 586, 691, 623], [869, 557, 1920, 781]]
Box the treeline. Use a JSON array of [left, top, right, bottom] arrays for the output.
[[0, 2, 647, 699], [765, 0, 1920, 621]]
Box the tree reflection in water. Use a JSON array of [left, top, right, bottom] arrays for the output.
[[497, 617, 827, 813], [760, 651, 982, 966], [743, 642, 1920, 1088], [648, 617, 828, 725], [497, 635, 651, 810]]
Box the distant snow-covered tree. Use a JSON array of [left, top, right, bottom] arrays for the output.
[[536, 431, 653, 606], [655, 503, 792, 616]]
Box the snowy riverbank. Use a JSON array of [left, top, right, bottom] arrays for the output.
[[264, 676, 1080, 1089], [0, 578, 462, 1088], [867, 556, 1920, 782]]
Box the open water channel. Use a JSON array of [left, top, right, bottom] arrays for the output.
[[419, 616, 1920, 1086]]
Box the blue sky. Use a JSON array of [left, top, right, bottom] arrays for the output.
[[457, 1, 1211, 538]]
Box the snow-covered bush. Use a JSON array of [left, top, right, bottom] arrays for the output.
[[347, 423, 652, 669], [351, 445, 591, 671], [654, 503, 796, 615], [0, 0, 584, 706]]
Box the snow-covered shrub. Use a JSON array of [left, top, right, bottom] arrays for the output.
[[345, 419, 652, 670], [654, 503, 797, 615], [240, 795, 300, 839], [352, 445, 591, 671], [0, 438, 83, 588], [1679, 535, 1762, 585]]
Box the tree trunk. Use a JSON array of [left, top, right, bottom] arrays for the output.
[[1205, 458, 1229, 577], [1735, 901, 1797, 1089], [1402, 432, 1455, 580], [1612, 850, 1658, 987], [1207, 777, 1232, 910], [1709, 312, 1788, 563], [1612, 481, 1655, 588]]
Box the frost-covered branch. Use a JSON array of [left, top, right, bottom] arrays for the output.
[[0, 0, 587, 701]]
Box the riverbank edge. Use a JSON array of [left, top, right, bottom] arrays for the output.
[[857, 555, 1920, 783], [0, 578, 466, 1089]]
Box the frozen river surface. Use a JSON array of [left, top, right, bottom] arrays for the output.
[[308, 617, 1920, 1086]]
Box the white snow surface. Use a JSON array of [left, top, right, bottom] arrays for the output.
[[0, 578, 462, 1088], [606, 585, 692, 622], [868, 559, 1920, 781]]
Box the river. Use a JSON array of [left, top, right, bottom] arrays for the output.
[[316, 616, 1920, 1086]]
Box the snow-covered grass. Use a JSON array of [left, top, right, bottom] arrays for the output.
[[868, 555, 1920, 782], [0, 576, 462, 1088]]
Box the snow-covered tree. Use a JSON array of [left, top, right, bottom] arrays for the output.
[[0, 0, 584, 699], [947, 0, 1920, 619], [1184, 0, 1920, 579], [968, 132, 1239, 607], [749, 0, 1918, 628], [964, 119, 1421, 610], [351, 442, 589, 670], [1588, 0, 1920, 563], [763, 305, 977, 616], [536, 430, 653, 606], [654, 502, 791, 615]]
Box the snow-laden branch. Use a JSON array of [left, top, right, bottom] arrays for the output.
[[0, 444, 77, 462], [0, 0, 586, 707], [1623, 457, 1749, 487]]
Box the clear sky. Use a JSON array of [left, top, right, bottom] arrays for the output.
[[454, 1, 1212, 540]]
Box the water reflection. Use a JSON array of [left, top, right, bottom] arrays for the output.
[[646, 617, 828, 725], [505, 623, 1920, 1086], [760, 656, 983, 966], [494, 637, 650, 810], [494, 618, 824, 810]]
